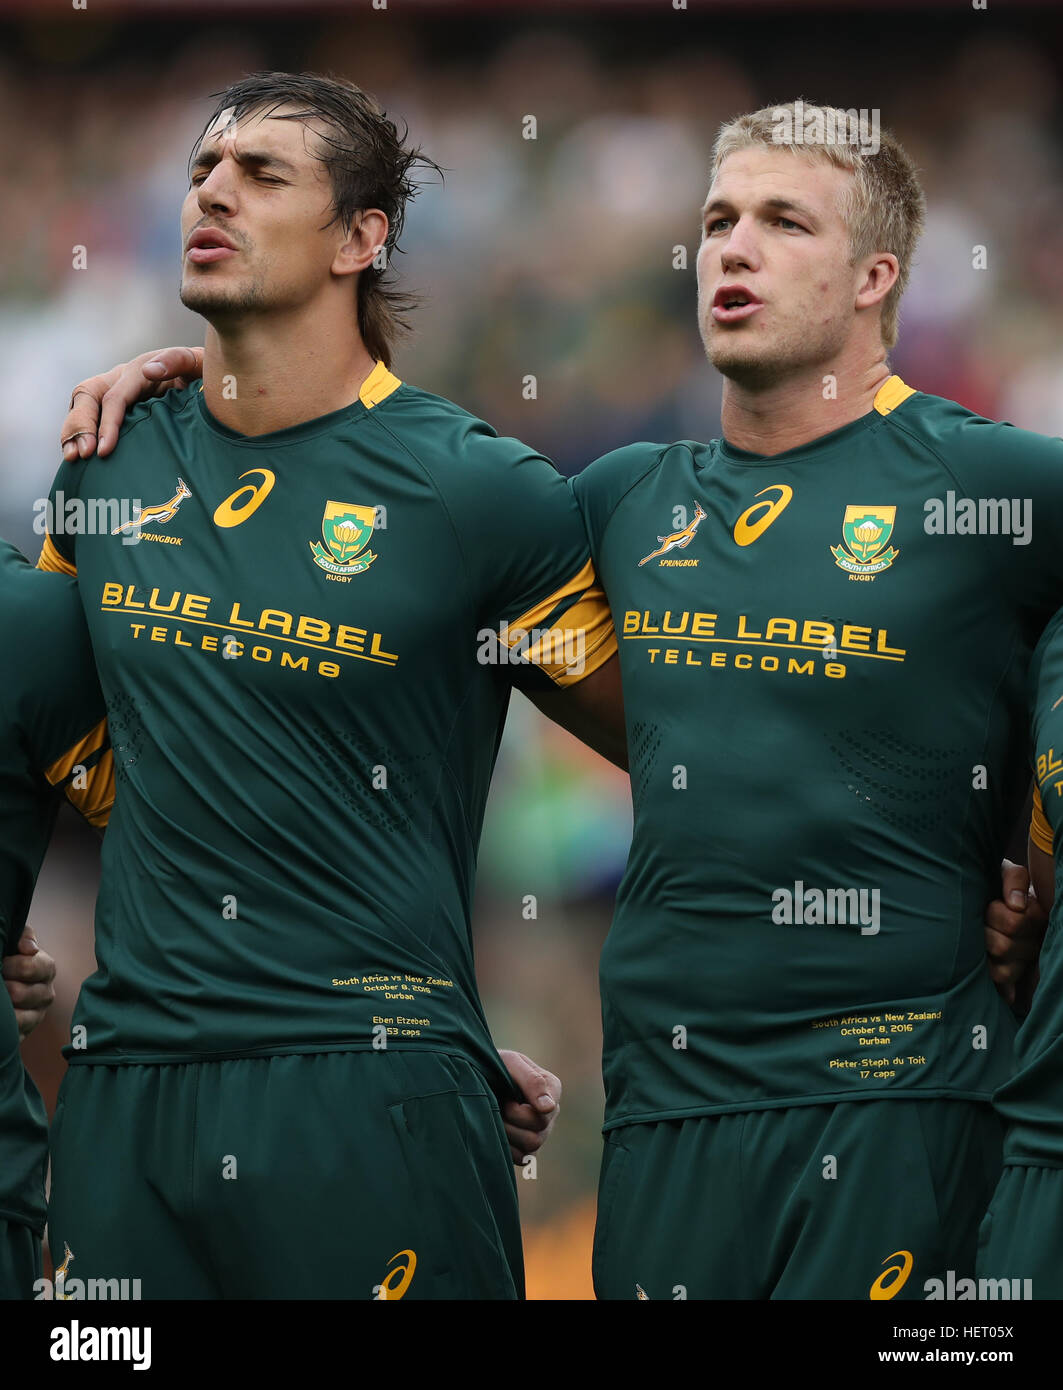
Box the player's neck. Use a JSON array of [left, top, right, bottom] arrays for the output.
[[719, 356, 893, 457], [200, 310, 379, 437]]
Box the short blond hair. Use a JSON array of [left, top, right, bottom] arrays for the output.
[[711, 100, 926, 348]]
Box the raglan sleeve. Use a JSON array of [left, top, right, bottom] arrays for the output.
[[1008, 427, 1063, 624], [35, 457, 81, 577], [455, 426, 616, 692], [949, 418, 1063, 626], [569, 442, 664, 557], [20, 567, 114, 830]]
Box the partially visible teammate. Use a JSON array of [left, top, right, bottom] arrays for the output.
[[979, 611, 1063, 1296], [571, 101, 1063, 1299], [3, 934, 58, 1045], [38, 73, 619, 1299], [0, 540, 114, 1297]]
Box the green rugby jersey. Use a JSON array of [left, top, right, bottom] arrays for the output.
[[40, 363, 614, 1095], [995, 608, 1063, 1164], [573, 376, 1063, 1128], [0, 540, 113, 1232]]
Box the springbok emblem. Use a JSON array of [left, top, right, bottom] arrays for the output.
[[55, 1242, 75, 1299], [638, 502, 707, 566], [112, 478, 192, 534]]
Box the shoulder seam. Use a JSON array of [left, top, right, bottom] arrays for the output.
[[597, 445, 685, 552], [362, 411, 478, 627], [116, 385, 199, 447], [879, 410, 976, 497]]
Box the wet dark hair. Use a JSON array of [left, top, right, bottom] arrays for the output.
[[191, 71, 440, 367]]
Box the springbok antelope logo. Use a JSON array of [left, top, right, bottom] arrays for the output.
[[112, 478, 192, 534], [54, 1242, 75, 1300], [638, 502, 707, 567]]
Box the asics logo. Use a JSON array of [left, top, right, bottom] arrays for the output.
[[375, 1248, 417, 1300], [733, 484, 793, 546], [869, 1249, 913, 1300], [213, 469, 276, 529]]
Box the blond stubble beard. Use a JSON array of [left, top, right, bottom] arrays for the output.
[[700, 307, 848, 390]]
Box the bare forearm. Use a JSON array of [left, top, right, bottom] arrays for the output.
[[525, 654, 627, 770]]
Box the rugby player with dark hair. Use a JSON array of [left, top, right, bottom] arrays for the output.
[[39, 71, 622, 1299]]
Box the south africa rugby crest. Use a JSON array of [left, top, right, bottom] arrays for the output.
[[831, 505, 899, 578], [309, 501, 378, 577]]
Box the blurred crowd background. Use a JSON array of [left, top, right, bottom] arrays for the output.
[[4, 0, 1063, 1298]]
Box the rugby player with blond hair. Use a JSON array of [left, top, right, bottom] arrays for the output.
[[574, 101, 1061, 1299]]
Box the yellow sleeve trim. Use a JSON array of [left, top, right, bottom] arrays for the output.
[[1031, 783, 1054, 856], [37, 533, 77, 576], [510, 558, 596, 633], [43, 720, 115, 830], [43, 717, 107, 786], [873, 375, 916, 417], [546, 587, 617, 689], [503, 559, 618, 688], [69, 748, 115, 829], [360, 361, 402, 410]]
